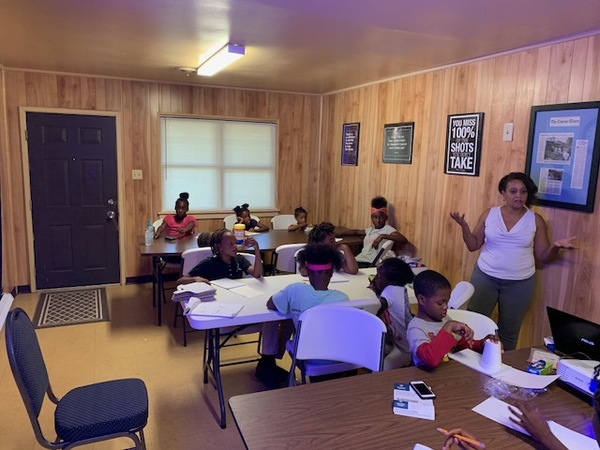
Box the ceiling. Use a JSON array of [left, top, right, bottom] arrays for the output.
[[1, 0, 600, 95]]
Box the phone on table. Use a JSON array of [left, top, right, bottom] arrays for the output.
[[164, 236, 177, 241], [410, 381, 436, 399]]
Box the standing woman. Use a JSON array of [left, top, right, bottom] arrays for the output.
[[450, 172, 575, 350]]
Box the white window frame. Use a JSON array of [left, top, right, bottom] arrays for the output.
[[159, 115, 278, 214]]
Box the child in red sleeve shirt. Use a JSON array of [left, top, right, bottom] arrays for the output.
[[407, 270, 497, 368]]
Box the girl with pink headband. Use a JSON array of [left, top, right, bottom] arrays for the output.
[[261, 244, 349, 386]]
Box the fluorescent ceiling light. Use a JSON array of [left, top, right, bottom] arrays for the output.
[[197, 43, 245, 76]]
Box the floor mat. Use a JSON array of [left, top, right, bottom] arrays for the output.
[[33, 287, 110, 328]]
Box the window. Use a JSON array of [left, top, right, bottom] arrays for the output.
[[160, 117, 277, 212]]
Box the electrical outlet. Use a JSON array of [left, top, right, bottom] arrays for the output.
[[132, 169, 143, 180]]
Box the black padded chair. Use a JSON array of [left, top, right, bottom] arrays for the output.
[[5, 307, 149, 449]]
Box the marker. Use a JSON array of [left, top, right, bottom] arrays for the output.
[[437, 427, 486, 449]]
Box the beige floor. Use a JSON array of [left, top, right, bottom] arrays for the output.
[[0, 283, 283, 449]]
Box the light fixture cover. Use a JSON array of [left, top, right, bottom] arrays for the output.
[[197, 43, 245, 76]]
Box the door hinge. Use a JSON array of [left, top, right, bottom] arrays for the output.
[[25, 129, 28, 141]]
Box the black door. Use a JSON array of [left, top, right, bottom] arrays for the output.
[[27, 112, 119, 289]]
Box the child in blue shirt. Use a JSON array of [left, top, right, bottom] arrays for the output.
[[256, 243, 347, 388]]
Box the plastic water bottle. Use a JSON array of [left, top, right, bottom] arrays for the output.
[[144, 219, 154, 246]]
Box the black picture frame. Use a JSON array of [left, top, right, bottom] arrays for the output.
[[383, 122, 414, 164], [341, 122, 360, 166], [444, 112, 484, 176], [525, 101, 600, 213]]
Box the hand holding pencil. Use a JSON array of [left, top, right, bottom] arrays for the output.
[[439, 427, 486, 449]]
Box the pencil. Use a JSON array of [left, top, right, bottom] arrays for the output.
[[437, 427, 486, 449]]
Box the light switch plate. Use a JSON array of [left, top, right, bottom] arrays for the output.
[[503, 123, 514, 142], [132, 169, 143, 180]]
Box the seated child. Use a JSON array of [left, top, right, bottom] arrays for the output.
[[234, 203, 269, 232], [354, 196, 408, 267], [407, 270, 497, 368], [154, 192, 197, 239], [307, 222, 358, 274], [177, 228, 262, 284], [369, 258, 414, 370], [256, 243, 348, 388], [288, 206, 310, 232]]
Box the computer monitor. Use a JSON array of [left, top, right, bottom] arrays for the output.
[[547, 306, 600, 360]]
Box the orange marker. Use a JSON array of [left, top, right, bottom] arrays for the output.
[[437, 427, 486, 449]]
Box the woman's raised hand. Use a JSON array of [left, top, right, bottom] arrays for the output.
[[553, 235, 576, 249], [449, 211, 468, 227]]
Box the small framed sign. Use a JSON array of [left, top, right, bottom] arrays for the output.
[[341, 122, 360, 166], [444, 112, 484, 176], [383, 122, 414, 164], [525, 101, 600, 212]]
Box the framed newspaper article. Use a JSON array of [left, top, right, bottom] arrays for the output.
[[525, 102, 600, 212]]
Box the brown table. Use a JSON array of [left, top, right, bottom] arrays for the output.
[[139, 230, 364, 325], [229, 349, 595, 449]]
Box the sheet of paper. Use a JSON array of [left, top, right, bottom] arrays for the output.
[[230, 284, 264, 298], [472, 397, 530, 435], [175, 281, 216, 294], [495, 367, 559, 389], [448, 349, 512, 376], [448, 349, 559, 389], [412, 445, 433, 450], [473, 397, 600, 449], [548, 420, 600, 450], [183, 297, 201, 315], [245, 231, 260, 236], [185, 301, 244, 318], [393, 383, 435, 420], [211, 278, 246, 290]]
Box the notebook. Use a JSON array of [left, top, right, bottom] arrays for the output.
[[547, 306, 600, 360]]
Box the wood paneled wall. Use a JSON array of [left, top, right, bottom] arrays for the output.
[[1, 34, 599, 347], [319, 35, 600, 347], [0, 73, 321, 287]]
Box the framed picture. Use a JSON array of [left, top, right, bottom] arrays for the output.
[[525, 101, 600, 212], [341, 122, 360, 166], [444, 112, 484, 176], [383, 122, 414, 164]]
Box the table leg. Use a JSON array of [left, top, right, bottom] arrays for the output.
[[152, 256, 163, 326], [203, 329, 227, 428], [213, 329, 227, 428]]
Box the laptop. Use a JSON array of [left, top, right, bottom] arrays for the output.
[[546, 306, 600, 361]]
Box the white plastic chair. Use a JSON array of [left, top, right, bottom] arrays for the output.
[[151, 219, 180, 306], [152, 218, 163, 231], [174, 247, 214, 346], [448, 281, 475, 310], [271, 214, 297, 230], [273, 243, 306, 274], [372, 239, 394, 266], [224, 214, 260, 230], [240, 253, 257, 267], [181, 247, 213, 275], [448, 309, 498, 340], [287, 304, 386, 386], [223, 215, 237, 230]]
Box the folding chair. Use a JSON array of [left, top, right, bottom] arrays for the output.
[[272, 243, 306, 275], [270, 214, 297, 230], [5, 308, 148, 449], [174, 247, 213, 346], [287, 304, 386, 386], [448, 281, 475, 310], [448, 309, 498, 339]]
